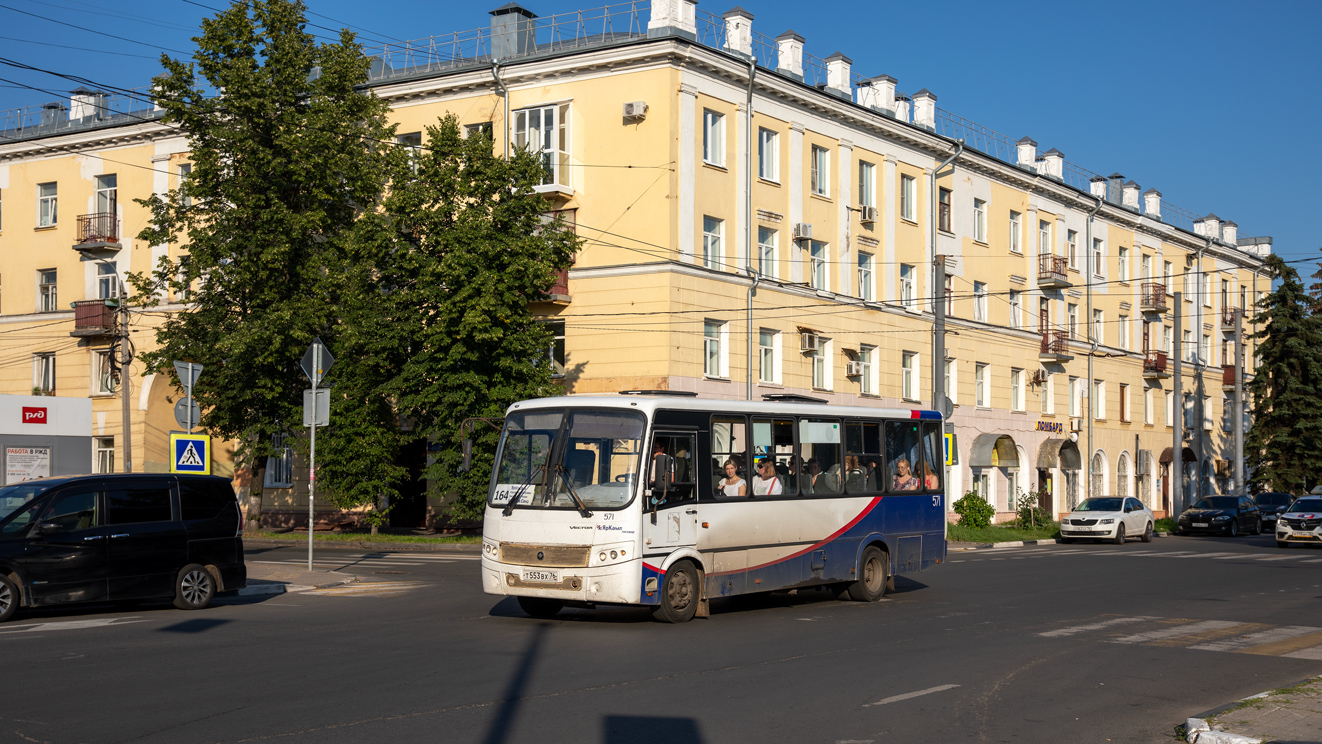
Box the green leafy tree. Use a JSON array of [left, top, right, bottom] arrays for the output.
[[130, 0, 394, 522], [1246, 255, 1322, 494], [346, 117, 578, 523]]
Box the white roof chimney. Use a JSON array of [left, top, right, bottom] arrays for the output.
[[1089, 176, 1108, 200], [722, 7, 754, 58], [1121, 181, 1140, 210], [1016, 137, 1037, 168], [1143, 188, 1162, 219], [775, 30, 804, 80], [1221, 220, 1238, 245], [1194, 213, 1222, 238], [1040, 148, 1064, 179], [857, 74, 896, 114], [893, 94, 911, 123], [825, 52, 852, 98], [911, 89, 936, 129], [648, 0, 698, 37]]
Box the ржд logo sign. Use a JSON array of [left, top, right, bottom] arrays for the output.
[[21, 407, 47, 424]]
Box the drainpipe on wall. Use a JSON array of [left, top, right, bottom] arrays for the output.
[[744, 57, 757, 401], [930, 139, 963, 415], [1084, 194, 1102, 500], [491, 60, 510, 161]]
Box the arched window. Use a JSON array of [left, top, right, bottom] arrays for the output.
[[1117, 453, 1130, 499], [1201, 459, 1215, 498], [1138, 451, 1152, 507], [1091, 452, 1106, 498]]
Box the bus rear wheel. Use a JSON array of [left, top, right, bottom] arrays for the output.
[[517, 596, 563, 619], [652, 561, 700, 623], [843, 545, 889, 602]]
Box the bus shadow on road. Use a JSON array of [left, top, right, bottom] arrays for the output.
[[603, 715, 704, 744]]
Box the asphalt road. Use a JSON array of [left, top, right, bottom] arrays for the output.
[[3, 535, 1320, 744]]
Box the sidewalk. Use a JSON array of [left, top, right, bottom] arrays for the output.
[[238, 563, 357, 596], [1181, 676, 1322, 743], [949, 533, 1172, 551]]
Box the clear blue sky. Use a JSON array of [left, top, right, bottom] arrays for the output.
[[2, 0, 1317, 267]]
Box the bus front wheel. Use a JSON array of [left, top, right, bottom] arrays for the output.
[[652, 561, 700, 623], [843, 545, 889, 602]]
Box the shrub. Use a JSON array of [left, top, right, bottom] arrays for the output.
[[953, 491, 995, 529]]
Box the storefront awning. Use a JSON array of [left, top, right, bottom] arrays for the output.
[[1158, 446, 1198, 464], [1036, 438, 1081, 470], [969, 433, 1018, 468]]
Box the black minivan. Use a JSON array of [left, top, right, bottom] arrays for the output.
[[0, 473, 246, 622]]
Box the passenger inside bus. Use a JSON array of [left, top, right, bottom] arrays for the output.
[[717, 459, 747, 498], [752, 458, 783, 496]]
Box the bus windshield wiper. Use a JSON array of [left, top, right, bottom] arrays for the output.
[[555, 465, 594, 518], [502, 464, 544, 517]]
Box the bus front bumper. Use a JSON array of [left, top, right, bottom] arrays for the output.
[[481, 557, 640, 605]]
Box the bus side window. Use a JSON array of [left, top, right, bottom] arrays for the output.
[[921, 423, 943, 491], [711, 417, 749, 500], [799, 418, 842, 496], [885, 422, 923, 492], [845, 421, 882, 494], [649, 433, 696, 507], [752, 418, 797, 497]]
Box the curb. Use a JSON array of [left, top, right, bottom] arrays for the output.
[[233, 583, 287, 597], [951, 532, 1173, 551], [1179, 675, 1319, 744], [244, 538, 481, 553]]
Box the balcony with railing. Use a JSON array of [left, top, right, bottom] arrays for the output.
[[1140, 282, 1167, 313], [69, 299, 116, 338], [1037, 255, 1070, 290], [1221, 308, 1239, 330], [1039, 329, 1073, 362], [73, 212, 121, 252], [1143, 351, 1169, 379]]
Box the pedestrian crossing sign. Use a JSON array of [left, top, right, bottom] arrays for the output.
[[170, 433, 210, 474]]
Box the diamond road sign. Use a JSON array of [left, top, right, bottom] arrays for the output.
[[300, 339, 334, 387]]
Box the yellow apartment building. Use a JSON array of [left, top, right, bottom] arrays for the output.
[[0, 0, 1271, 525]]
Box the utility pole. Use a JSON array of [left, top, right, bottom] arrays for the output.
[[1173, 291, 1183, 515], [117, 278, 133, 473], [1233, 307, 1244, 496]]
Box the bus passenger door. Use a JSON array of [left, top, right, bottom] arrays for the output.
[[644, 432, 698, 549]]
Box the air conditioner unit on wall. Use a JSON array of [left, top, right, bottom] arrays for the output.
[[859, 206, 877, 224], [793, 222, 813, 241], [622, 101, 648, 120], [1069, 418, 1082, 433], [845, 361, 863, 377], [800, 332, 821, 353]]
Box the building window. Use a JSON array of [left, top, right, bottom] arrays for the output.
[[513, 103, 571, 188], [809, 241, 828, 290], [858, 161, 875, 208], [1165, 391, 1174, 427], [973, 281, 987, 322], [902, 351, 918, 401], [176, 256, 193, 302], [1009, 211, 1021, 253], [944, 359, 957, 405], [1067, 303, 1078, 339], [396, 132, 423, 173], [1221, 279, 1230, 310], [1118, 246, 1129, 282], [38, 269, 57, 313], [1141, 254, 1152, 280], [1039, 297, 1049, 332], [1009, 291, 1022, 329], [93, 349, 115, 395], [1039, 220, 1051, 255], [900, 264, 915, 309], [945, 276, 955, 317], [1144, 387, 1155, 425], [1010, 368, 1024, 412], [900, 175, 916, 221], [857, 252, 874, 301], [1119, 384, 1131, 422], [95, 437, 115, 474], [811, 146, 829, 196], [265, 434, 294, 488], [1040, 370, 1053, 414], [1203, 395, 1213, 431], [177, 163, 193, 206], [938, 188, 952, 233], [1164, 325, 1172, 355], [1093, 379, 1105, 420], [1183, 329, 1193, 362], [1092, 239, 1104, 278], [1201, 334, 1211, 365], [811, 339, 830, 390], [859, 345, 875, 395], [757, 227, 776, 278], [702, 109, 725, 166], [1118, 315, 1129, 350], [759, 329, 779, 384], [37, 182, 57, 227], [1203, 273, 1212, 307], [1093, 309, 1103, 344], [547, 320, 565, 377], [33, 353, 55, 394], [975, 363, 988, 407], [704, 320, 727, 378], [94, 174, 117, 218], [1067, 230, 1079, 269], [1069, 376, 1081, 417], [463, 123, 493, 140], [97, 262, 118, 300], [702, 216, 723, 270], [758, 127, 778, 181], [973, 199, 986, 242]]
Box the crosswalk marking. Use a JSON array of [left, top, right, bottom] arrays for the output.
[[1192, 626, 1321, 653], [1111, 620, 1242, 645], [1039, 616, 1158, 638], [1146, 622, 1265, 648], [1234, 629, 1322, 657], [1282, 646, 1322, 660], [1042, 614, 1322, 661], [1302, 558, 1322, 563]]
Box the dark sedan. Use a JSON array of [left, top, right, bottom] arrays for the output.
[[1253, 492, 1294, 531], [1176, 496, 1262, 537]]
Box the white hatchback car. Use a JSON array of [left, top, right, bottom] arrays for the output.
[[1060, 496, 1155, 544]]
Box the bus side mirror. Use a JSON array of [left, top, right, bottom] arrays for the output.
[[460, 438, 472, 473]]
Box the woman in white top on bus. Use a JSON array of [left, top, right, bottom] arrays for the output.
[[717, 459, 747, 498], [751, 457, 783, 496]]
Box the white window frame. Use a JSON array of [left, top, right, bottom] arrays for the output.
[[944, 359, 957, 406], [812, 338, 832, 390], [1067, 230, 1079, 269], [857, 252, 874, 301], [92, 349, 115, 395], [859, 345, 875, 395], [703, 109, 725, 167], [702, 216, 723, 271], [1144, 387, 1155, 425], [900, 264, 915, 309], [1009, 290, 1022, 329], [1093, 379, 1106, 420], [513, 103, 571, 189], [704, 320, 729, 378], [1118, 246, 1129, 282], [1009, 211, 1021, 253], [1202, 273, 1212, 308], [38, 269, 57, 313], [973, 199, 987, 242], [97, 262, 118, 300], [1038, 220, 1051, 255], [1118, 315, 1129, 350], [1092, 238, 1105, 279], [975, 363, 989, 408], [811, 146, 830, 197], [1040, 370, 1054, 414], [1093, 309, 1104, 345], [1165, 391, 1174, 427], [1119, 383, 1131, 423], [1068, 303, 1078, 339], [33, 353, 55, 394], [900, 174, 916, 221], [858, 161, 875, 208], [1069, 376, 1081, 417], [1010, 368, 1024, 412], [758, 328, 780, 384], [265, 434, 294, 488], [973, 281, 987, 322], [809, 241, 828, 290], [95, 437, 115, 474], [37, 182, 57, 227], [757, 127, 778, 181], [1201, 334, 1211, 365], [902, 351, 919, 401], [757, 227, 777, 279]]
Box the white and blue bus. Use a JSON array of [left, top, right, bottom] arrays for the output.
[[479, 392, 947, 622]]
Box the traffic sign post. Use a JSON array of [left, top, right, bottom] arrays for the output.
[[169, 433, 210, 474], [172, 361, 203, 433], [301, 339, 333, 571]]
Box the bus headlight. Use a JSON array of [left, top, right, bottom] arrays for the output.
[[590, 542, 634, 567], [483, 540, 500, 559]]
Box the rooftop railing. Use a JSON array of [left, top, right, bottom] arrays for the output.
[[934, 107, 1017, 164], [0, 87, 156, 141]]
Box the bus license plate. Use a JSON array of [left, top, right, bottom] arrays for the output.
[[521, 567, 560, 584]]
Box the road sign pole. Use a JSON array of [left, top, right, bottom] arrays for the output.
[[307, 346, 318, 572]]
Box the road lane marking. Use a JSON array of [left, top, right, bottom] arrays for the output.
[[1234, 629, 1322, 657], [1256, 555, 1305, 562], [864, 684, 960, 707], [1039, 616, 1158, 638], [1110, 620, 1241, 644], [1283, 645, 1322, 660], [1301, 558, 1322, 563], [0, 617, 146, 634], [1146, 622, 1263, 647], [1213, 553, 1267, 559], [1191, 626, 1322, 652]]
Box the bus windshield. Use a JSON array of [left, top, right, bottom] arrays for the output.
[[490, 409, 646, 510]]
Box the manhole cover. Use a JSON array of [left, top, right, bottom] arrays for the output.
[[374, 571, 407, 575]]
